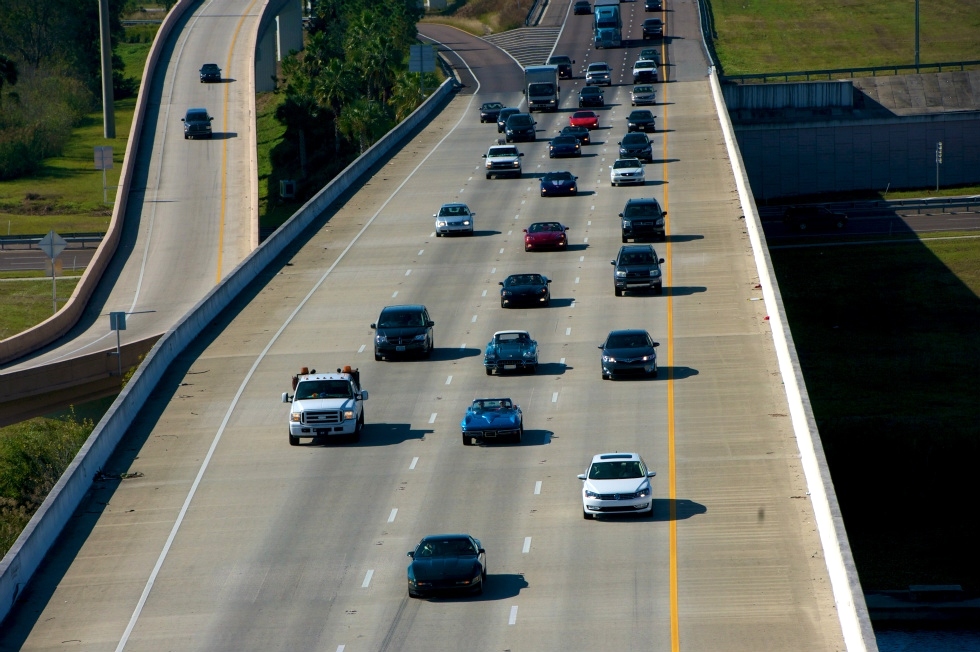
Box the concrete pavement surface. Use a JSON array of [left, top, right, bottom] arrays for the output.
[[1, 5, 852, 651]]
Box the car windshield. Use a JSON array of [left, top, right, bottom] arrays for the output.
[[589, 461, 645, 479], [295, 380, 353, 400], [633, 85, 654, 94], [588, 64, 608, 72], [201, 64, 219, 72], [606, 332, 651, 349], [439, 205, 468, 216], [528, 83, 555, 95], [499, 109, 518, 121], [619, 250, 655, 264], [529, 223, 562, 233], [564, 127, 586, 134], [186, 110, 208, 121], [624, 202, 660, 217], [506, 274, 543, 286], [415, 538, 478, 558], [581, 87, 601, 95], [635, 62, 655, 70], [378, 310, 424, 327], [474, 399, 513, 410], [550, 57, 571, 65], [483, 102, 503, 110], [496, 332, 530, 343], [544, 172, 573, 181], [552, 137, 576, 146], [623, 134, 649, 145], [489, 148, 518, 158], [630, 111, 654, 120], [573, 112, 594, 119], [614, 159, 640, 169]]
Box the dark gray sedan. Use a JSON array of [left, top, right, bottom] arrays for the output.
[[499, 273, 551, 307], [599, 329, 660, 379]]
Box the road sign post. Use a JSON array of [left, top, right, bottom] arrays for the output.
[[935, 141, 943, 192], [109, 311, 127, 376], [38, 230, 68, 314], [409, 44, 436, 98], [95, 146, 114, 204]]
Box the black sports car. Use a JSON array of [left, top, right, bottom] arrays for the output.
[[549, 135, 582, 158], [500, 273, 551, 308], [540, 171, 578, 197], [407, 534, 487, 597]]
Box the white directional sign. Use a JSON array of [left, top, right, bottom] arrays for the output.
[[94, 146, 113, 170], [409, 44, 435, 73], [38, 230, 67, 260]]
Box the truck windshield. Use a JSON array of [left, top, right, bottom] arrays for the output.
[[295, 380, 353, 400], [527, 83, 555, 96]]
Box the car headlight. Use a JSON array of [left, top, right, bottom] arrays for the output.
[[290, 412, 302, 422], [501, 290, 511, 297], [622, 219, 632, 228], [437, 220, 447, 227], [413, 334, 427, 342], [375, 334, 387, 343], [344, 410, 355, 420], [486, 352, 497, 360], [523, 350, 535, 358], [636, 483, 651, 498], [602, 355, 615, 363], [650, 269, 661, 278], [512, 161, 520, 168], [656, 218, 664, 226], [615, 270, 627, 277], [585, 489, 599, 498], [463, 220, 470, 226]]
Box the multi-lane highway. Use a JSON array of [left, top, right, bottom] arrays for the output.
[[0, 0, 258, 372], [0, 1, 856, 650]]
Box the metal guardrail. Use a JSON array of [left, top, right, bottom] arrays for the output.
[[0, 232, 105, 250], [525, 0, 543, 26], [722, 60, 980, 84], [757, 196, 980, 220]]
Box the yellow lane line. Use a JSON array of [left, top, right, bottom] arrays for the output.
[[217, 0, 260, 283], [661, 69, 680, 652]]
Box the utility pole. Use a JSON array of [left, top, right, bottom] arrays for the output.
[[99, 0, 116, 138], [914, 0, 920, 71]]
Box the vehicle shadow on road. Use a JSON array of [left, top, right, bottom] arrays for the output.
[[353, 422, 433, 446], [430, 347, 482, 361], [422, 573, 528, 601], [659, 365, 699, 380], [547, 297, 575, 308], [664, 285, 707, 297], [210, 132, 237, 140], [665, 233, 704, 243], [534, 362, 567, 375], [651, 498, 707, 521], [462, 230, 501, 238]]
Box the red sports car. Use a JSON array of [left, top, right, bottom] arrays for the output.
[[569, 110, 599, 130], [524, 221, 570, 251]]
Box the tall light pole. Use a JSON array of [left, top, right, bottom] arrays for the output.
[[99, 0, 116, 138], [914, 0, 920, 71]]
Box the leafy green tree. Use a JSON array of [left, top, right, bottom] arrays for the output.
[[0, 54, 16, 110]]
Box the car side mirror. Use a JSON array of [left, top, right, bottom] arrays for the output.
[[597, 344, 604, 349], [180, 118, 185, 122], [523, 229, 528, 233], [427, 321, 435, 327], [478, 548, 486, 554], [577, 473, 587, 480], [610, 260, 616, 265], [546, 279, 552, 284], [618, 141, 622, 145], [281, 392, 291, 403], [360, 390, 369, 400], [652, 342, 660, 348], [618, 213, 624, 217], [499, 281, 504, 286], [659, 258, 665, 263], [370, 323, 377, 329], [662, 211, 667, 216], [209, 117, 214, 121], [519, 153, 525, 157], [407, 551, 414, 558], [432, 214, 437, 217], [648, 471, 657, 477]]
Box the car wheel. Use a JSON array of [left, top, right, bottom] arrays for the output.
[[528, 365, 537, 374], [524, 243, 531, 252], [649, 368, 659, 378], [486, 173, 491, 179], [462, 434, 472, 446], [601, 370, 609, 380], [655, 285, 663, 296], [424, 340, 433, 359], [583, 510, 593, 519], [611, 181, 617, 187], [614, 286, 623, 297], [515, 427, 523, 444], [549, 152, 554, 158], [501, 298, 507, 308], [622, 235, 629, 243], [374, 349, 382, 361], [485, 366, 493, 376], [289, 432, 299, 446], [543, 298, 550, 307]]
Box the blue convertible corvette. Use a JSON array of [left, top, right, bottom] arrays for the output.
[[484, 330, 538, 374], [460, 398, 523, 445]]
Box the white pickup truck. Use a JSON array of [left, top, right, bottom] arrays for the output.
[[281, 366, 368, 445]]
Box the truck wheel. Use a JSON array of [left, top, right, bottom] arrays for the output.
[[289, 433, 299, 446], [486, 172, 491, 179], [654, 285, 663, 296], [615, 287, 623, 297], [622, 235, 629, 243]]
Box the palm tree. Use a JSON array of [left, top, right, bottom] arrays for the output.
[[314, 59, 354, 154]]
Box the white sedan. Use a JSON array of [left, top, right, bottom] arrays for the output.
[[610, 158, 645, 186], [434, 203, 475, 236], [578, 452, 657, 518]]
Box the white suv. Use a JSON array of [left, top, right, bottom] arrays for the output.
[[585, 62, 612, 86], [578, 452, 656, 518]]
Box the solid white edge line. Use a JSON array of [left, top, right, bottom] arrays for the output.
[[113, 56, 482, 649]]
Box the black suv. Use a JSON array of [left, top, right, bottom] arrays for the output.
[[612, 244, 665, 296], [579, 86, 604, 107], [548, 55, 575, 79], [620, 198, 666, 242], [199, 63, 221, 82], [505, 113, 536, 142], [782, 205, 848, 231], [181, 108, 213, 139], [644, 0, 662, 10], [619, 133, 653, 162], [371, 305, 435, 360]]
